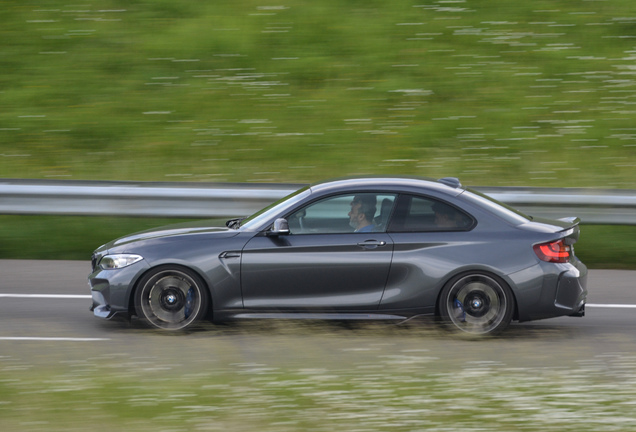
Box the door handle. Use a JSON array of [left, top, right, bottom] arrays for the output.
[[357, 240, 387, 248]]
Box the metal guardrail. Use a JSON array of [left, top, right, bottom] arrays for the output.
[[0, 179, 300, 219], [477, 187, 636, 225], [1, 179, 635, 225]]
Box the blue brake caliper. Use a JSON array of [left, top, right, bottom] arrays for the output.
[[184, 288, 194, 319], [454, 299, 466, 322]]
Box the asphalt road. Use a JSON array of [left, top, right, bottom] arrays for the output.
[[1, 260, 635, 370]]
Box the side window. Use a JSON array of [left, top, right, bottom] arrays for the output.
[[388, 195, 474, 233], [287, 193, 397, 234]]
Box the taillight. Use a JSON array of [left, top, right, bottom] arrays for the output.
[[534, 239, 571, 263]]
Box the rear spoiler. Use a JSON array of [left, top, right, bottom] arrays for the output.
[[557, 217, 581, 245]]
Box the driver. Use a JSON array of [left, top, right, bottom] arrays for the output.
[[349, 195, 377, 233]]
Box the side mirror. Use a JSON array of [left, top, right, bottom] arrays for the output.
[[268, 218, 290, 236]]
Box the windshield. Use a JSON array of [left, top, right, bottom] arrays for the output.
[[239, 186, 311, 231], [461, 188, 531, 226]]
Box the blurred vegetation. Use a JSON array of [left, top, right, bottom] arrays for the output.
[[0, 215, 199, 260], [2, 341, 636, 431], [1, 0, 635, 186], [1, 1, 635, 267]]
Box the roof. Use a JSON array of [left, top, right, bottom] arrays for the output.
[[308, 175, 465, 197]]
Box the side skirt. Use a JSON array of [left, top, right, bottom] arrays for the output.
[[231, 312, 409, 320]]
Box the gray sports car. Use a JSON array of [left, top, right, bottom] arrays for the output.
[[88, 176, 587, 336]]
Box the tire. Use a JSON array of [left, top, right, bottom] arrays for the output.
[[439, 273, 514, 336], [134, 266, 209, 331]]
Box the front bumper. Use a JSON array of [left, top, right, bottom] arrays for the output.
[[88, 259, 151, 320], [90, 289, 118, 319]]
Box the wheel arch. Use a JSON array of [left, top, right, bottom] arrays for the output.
[[434, 267, 520, 322], [127, 263, 213, 319]]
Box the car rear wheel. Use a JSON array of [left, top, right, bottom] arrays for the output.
[[134, 266, 209, 330], [439, 273, 514, 336]]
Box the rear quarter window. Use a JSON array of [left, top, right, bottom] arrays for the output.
[[388, 195, 474, 232]]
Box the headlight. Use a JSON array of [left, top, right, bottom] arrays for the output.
[[99, 254, 143, 270]]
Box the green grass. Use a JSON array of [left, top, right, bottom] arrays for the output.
[[1, 1, 636, 187], [0, 215, 633, 269], [1, 2, 635, 266], [1, 341, 636, 431], [0, 215, 201, 260], [575, 225, 636, 269], [4, 4, 635, 425]]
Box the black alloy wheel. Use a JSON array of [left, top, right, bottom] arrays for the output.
[[134, 266, 209, 330], [439, 273, 514, 336]]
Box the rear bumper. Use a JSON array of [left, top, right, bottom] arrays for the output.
[[570, 303, 585, 317], [555, 261, 587, 313], [511, 258, 587, 322]]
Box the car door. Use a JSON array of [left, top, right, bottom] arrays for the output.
[[240, 193, 397, 310], [380, 194, 476, 311]]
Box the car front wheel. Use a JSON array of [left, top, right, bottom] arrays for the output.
[[134, 266, 209, 330], [439, 273, 514, 336]]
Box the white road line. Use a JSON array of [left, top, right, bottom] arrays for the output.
[[0, 337, 110, 342], [587, 304, 636, 309], [0, 294, 90, 299]]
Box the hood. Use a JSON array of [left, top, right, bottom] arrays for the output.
[[104, 220, 238, 249]]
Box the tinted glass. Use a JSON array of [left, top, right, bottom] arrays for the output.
[[287, 193, 397, 234], [388, 195, 474, 232]]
